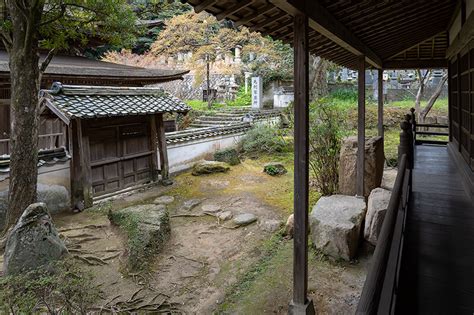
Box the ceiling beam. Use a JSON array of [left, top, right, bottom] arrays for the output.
[[383, 59, 448, 69], [216, 0, 253, 21], [269, 0, 383, 68], [194, 0, 218, 13]]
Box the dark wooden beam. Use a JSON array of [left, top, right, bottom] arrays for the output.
[[194, 0, 218, 13], [70, 119, 92, 209], [149, 115, 159, 181], [357, 55, 366, 197], [250, 11, 287, 31], [289, 11, 315, 315], [216, 0, 253, 21], [269, 0, 382, 68], [383, 59, 448, 69], [235, 4, 274, 26], [156, 113, 170, 182], [378, 69, 384, 139]]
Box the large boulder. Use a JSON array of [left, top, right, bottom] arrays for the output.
[[381, 168, 398, 191], [214, 148, 241, 166], [338, 136, 384, 197], [3, 203, 68, 275], [310, 195, 366, 261], [192, 161, 230, 176], [0, 190, 7, 231], [37, 183, 70, 214], [364, 188, 392, 245], [109, 204, 170, 270]]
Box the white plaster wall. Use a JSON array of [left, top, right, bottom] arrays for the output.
[[168, 133, 244, 174], [274, 94, 294, 108], [0, 161, 71, 193]]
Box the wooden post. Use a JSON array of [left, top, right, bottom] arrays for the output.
[[289, 11, 315, 315], [70, 119, 92, 209], [377, 69, 384, 138], [149, 115, 159, 181], [156, 113, 171, 184], [357, 55, 366, 197], [398, 115, 414, 169]]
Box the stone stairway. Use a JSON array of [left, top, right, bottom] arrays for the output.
[[190, 107, 282, 128]]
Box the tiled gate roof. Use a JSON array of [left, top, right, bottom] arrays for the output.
[[41, 82, 190, 123]]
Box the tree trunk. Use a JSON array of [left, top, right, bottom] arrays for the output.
[[309, 56, 328, 101], [420, 74, 448, 122], [3, 1, 43, 232], [415, 69, 430, 119]]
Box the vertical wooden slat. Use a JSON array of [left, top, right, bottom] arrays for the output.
[[156, 113, 169, 181], [291, 11, 314, 314], [378, 69, 384, 139], [357, 55, 366, 197], [70, 119, 83, 209]]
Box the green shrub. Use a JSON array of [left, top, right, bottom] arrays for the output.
[[240, 125, 289, 155], [309, 100, 346, 196], [214, 148, 241, 165], [0, 259, 99, 314], [226, 86, 252, 107]]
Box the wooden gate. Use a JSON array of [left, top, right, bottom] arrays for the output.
[[86, 118, 154, 196]]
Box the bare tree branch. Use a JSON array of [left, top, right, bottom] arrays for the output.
[[420, 73, 448, 121]]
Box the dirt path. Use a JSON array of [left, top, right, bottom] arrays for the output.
[[36, 157, 369, 314]]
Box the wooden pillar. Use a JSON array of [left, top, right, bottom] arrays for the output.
[[377, 69, 384, 138], [70, 119, 92, 209], [149, 115, 159, 181], [357, 56, 366, 197], [156, 113, 170, 184], [289, 12, 315, 315]]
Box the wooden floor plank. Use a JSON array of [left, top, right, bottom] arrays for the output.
[[396, 145, 474, 314]]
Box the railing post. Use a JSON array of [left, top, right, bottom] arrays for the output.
[[399, 115, 414, 170], [410, 107, 416, 145]]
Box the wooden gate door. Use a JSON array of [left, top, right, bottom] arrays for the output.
[[88, 120, 153, 196]]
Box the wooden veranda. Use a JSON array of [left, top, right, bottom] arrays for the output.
[[184, 0, 474, 314]]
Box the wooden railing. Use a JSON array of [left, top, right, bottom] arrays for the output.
[[410, 108, 449, 145], [356, 112, 414, 314]]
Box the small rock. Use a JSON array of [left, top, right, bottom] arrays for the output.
[[3, 203, 68, 275], [259, 219, 282, 233], [214, 148, 241, 166], [284, 214, 294, 237], [201, 204, 221, 213], [233, 213, 257, 226], [181, 199, 202, 211], [217, 210, 233, 221], [263, 162, 287, 176], [154, 195, 175, 205], [192, 161, 230, 176]]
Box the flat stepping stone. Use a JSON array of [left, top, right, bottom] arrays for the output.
[[181, 199, 202, 211], [201, 204, 221, 213], [153, 195, 175, 205], [217, 210, 233, 221], [233, 213, 257, 226]]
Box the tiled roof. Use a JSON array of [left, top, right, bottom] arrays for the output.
[[42, 83, 191, 121]]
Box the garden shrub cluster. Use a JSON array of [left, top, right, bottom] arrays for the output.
[[308, 99, 346, 196], [214, 148, 241, 165], [240, 124, 290, 156], [0, 259, 99, 314]]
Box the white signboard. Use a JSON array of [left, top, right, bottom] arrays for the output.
[[251, 76, 263, 109]]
